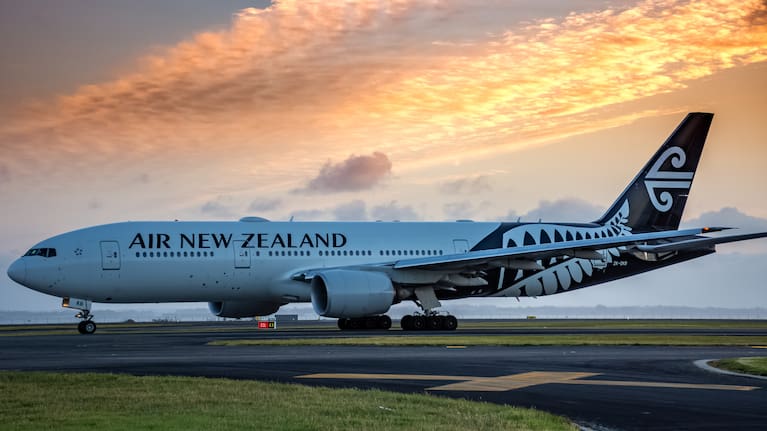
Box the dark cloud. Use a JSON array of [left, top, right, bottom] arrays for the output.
[[443, 201, 475, 220], [247, 198, 282, 213], [304, 152, 391, 193], [200, 197, 236, 218], [290, 209, 326, 221], [332, 200, 367, 221], [440, 176, 492, 195], [371, 201, 419, 221], [0, 164, 10, 184], [683, 207, 767, 230], [501, 198, 604, 222]]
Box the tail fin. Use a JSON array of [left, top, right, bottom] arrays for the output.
[[595, 112, 713, 233]]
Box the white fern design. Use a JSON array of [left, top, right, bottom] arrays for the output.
[[493, 200, 631, 297]]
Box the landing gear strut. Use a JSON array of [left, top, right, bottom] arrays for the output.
[[337, 315, 392, 330]]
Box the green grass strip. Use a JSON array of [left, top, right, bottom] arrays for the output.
[[710, 357, 767, 377], [210, 335, 767, 347], [459, 319, 767, 330], [0, 371, 573, 431]]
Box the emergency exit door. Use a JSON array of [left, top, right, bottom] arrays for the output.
[[100, 241, 121, 270]]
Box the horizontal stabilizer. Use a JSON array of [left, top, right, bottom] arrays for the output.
[[633, 231, 767, 253]]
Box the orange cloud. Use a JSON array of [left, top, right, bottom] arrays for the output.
[[1, 0, 765, 187]]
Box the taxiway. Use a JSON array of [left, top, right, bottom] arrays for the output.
[[1, 321, 765, 430]]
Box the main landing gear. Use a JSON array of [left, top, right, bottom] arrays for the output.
[[337, 315, 392, 330], [400, 286, 458, 331], [400, 312, 458, 331]]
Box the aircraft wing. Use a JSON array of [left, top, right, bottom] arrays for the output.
[[292, 227, 766, 282], [630, 230, 767, 254], [390, 227, 761, 271]]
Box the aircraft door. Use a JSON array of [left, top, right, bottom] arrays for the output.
[[233, 240, 251, 269], [100, 241, 121, 270], [453, 239, 469, 254]]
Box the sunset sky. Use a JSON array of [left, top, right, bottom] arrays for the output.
[[2, 0, 766, 313]]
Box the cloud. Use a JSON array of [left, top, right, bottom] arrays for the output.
[[332, 200, 367, 221], [440, 176, 492, 195], [683, 207, 767, 230], [443, 201, 475, 220], [304, 152, 392, 193], [502, 198, 604, 222], [247, 198, 282, 213], [2, 0, 766, 185], [88, 199, 103, 210], [371, 201, 419, 221], [289, 209, 326, 221], [200, 196, 236, 218], [0, 164, 10, 184]]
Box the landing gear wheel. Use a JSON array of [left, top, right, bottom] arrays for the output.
[[337, 318, 349, 330], [412, 315, 426, 330], [378, 315, 392, 330], [401, 315, 414, 331], [443, 315, 458, 331], [426, 316, 443, 330], [78, 320, 97, 334]]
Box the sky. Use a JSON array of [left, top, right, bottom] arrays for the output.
[[1, 0, 766, 313]]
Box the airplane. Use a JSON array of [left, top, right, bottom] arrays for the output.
[[7, 112, 767, 334]]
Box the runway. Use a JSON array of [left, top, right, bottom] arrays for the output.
[[2, 321, 766, 430]]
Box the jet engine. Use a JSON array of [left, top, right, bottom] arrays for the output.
[[310, 270, 394, 318], [208, 301, 282, 318]]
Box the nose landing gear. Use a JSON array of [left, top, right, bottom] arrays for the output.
[[63, 297, 97, 335]]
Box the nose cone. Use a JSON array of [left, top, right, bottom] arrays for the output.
[[7, 259, 27, 285]]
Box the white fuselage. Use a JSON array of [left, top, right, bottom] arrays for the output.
[[12, 220, 500, 305]]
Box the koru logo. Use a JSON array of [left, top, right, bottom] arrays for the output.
[[644, 146, 693, 212]]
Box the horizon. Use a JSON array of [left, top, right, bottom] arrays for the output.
[[2, 1, 766, 314]]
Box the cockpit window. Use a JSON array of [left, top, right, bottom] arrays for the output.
[[23, 248, 57, 258]]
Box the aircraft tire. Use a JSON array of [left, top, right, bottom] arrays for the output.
[[78, 320, 96, 335], [337, 318, 348, 330], [401, 315, 414, 331], [412, 315, 426, 330], [426, 316, 442, 330], [378, 315, 392, 330], [365, 317, 378, 329], [443, 315, 458, 331]]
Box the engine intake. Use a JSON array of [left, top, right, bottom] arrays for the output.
[[311, 270, 394, 318], [208, 301, 282, 318]]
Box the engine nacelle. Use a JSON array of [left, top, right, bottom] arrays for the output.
[[311, 270, 395, 318], [208, 301, 282, 318]]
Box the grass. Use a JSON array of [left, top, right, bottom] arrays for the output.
[[710, 357, 767, 377], [459, 319, 767, 330], [210, 334, 767, 347], [0, 372, 574, 431]]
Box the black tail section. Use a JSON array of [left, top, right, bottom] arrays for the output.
[[595, 113, 713, 233]]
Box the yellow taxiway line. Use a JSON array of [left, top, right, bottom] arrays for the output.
[[298, 371, 760, 392]]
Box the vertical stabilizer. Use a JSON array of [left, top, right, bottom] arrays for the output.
[[595, 113, 713, 233]]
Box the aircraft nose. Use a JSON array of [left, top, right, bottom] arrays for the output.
[[7, 259, 27, 285]]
